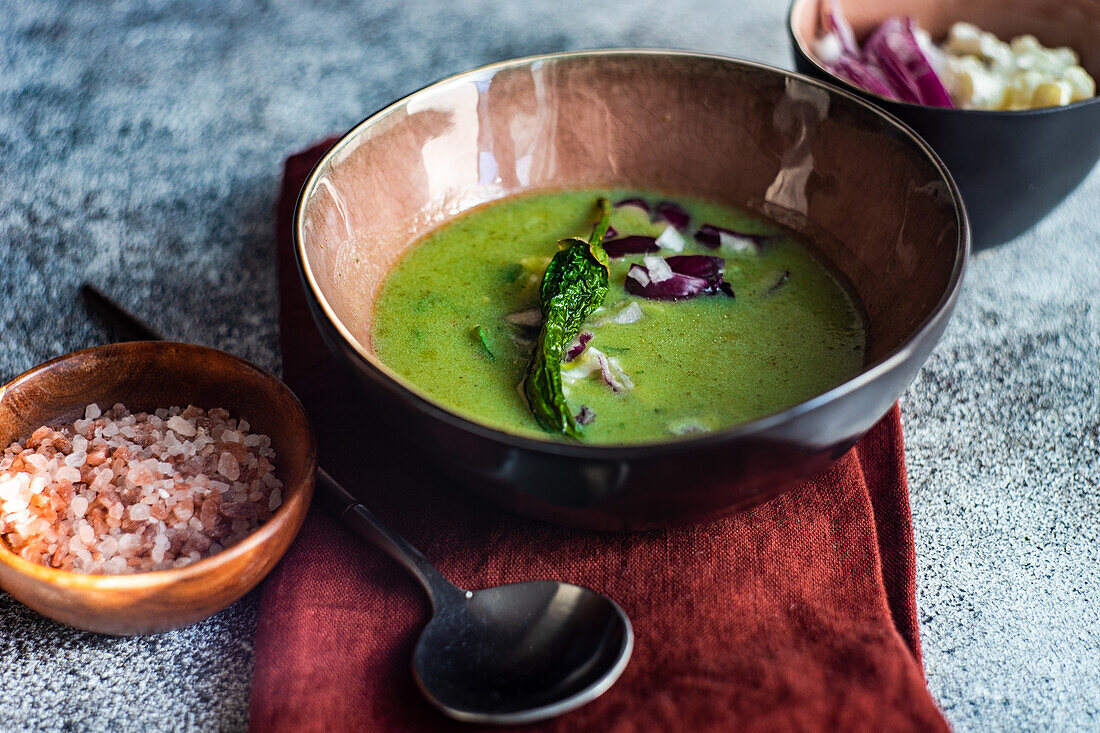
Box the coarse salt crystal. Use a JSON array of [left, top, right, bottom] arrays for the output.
[[117, 533, 142, 557], [217, 453, 240, 482], [5, 498, 29, 514], [85, 403, 101, 420], [55, 465, 81, 484], [128, 504, 151, 521], [268, 488, 282, 513], [70, 496, 89, 517], [166, 415, 196, 437]]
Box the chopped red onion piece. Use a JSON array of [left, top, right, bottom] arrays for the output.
[[655, 225, 686, 252], [504, 308, 543, 327], [563, 331, 593, 362], [561, 347, 634, 393], [604, 235, 659, 258], [694, 224, 768, 252], [613, 198, 651, 217], [624, 254, 734, 301], [654, 201, 690, 230], [625, 266, 710, 301], [592, 349, 634, 393]]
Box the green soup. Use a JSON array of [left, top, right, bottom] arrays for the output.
[[371, 190, 866, 444]]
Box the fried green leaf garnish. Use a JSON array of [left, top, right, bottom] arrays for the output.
[[522, 198, 612, 437]]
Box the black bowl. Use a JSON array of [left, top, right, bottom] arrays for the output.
[[788, 0, 1100, 250], [294, 51, 968, 530]]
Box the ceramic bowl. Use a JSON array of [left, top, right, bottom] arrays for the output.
[[0, 342, 316, 634], [788, 0, 1100, 250], [294, 50, 967, 530]]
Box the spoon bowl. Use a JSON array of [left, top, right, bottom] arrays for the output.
[[318, 470, 633, 723], [414, 580, 633, 724]]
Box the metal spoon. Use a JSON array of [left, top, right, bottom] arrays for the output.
[[80, 283, 634, 724], [317, 470, 633, 724]]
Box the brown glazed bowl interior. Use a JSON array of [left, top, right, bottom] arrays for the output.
[[296, 50, 967, 530], [788, 0, 1100, 249], [0, 342, 316, 635]]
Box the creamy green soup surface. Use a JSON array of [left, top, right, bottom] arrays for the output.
[[371, 190, 866, 444]]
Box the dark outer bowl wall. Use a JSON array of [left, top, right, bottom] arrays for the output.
[[304, 280, 959, 530], [788, 0, 1100, 250], [295, 51, 968, 530]]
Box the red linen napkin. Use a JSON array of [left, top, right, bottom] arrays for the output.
[[249, 141, 949, 732]]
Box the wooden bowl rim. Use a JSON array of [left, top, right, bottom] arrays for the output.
[[0, 341, 317, 591]]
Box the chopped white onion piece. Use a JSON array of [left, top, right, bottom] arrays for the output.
[[626, 266, 650, 288], [719, 231, 758, 253], [655, 225, 686, 252], [590, 302, 644, 327], [643, 255, 674, 283]]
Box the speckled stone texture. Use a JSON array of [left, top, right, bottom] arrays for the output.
[[0, 0, 1096, 730]]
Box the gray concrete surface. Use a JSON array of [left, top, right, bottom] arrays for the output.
[[0, 0, 1096, 730]]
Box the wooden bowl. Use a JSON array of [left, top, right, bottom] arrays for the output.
[[0, 342, 316, 635]]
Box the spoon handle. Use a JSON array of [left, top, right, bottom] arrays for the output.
[[80, 282, 466, 609], [317, 469, 465, 608]]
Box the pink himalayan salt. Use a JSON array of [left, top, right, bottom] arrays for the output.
[[0, 403, 283, 574]]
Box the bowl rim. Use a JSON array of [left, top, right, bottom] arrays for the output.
[[293, 48, 970, 458], [786, 0, 1100, 116], [0, 340, 317, 590]]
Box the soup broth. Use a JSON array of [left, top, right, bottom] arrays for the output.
[[371, 190, 866, 444]]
